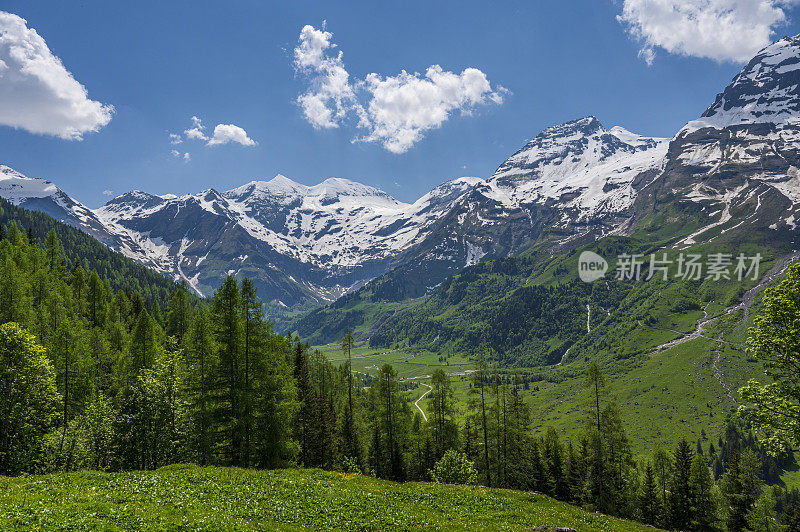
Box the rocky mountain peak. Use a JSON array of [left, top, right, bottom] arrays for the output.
[[685, 34, 800, 132]]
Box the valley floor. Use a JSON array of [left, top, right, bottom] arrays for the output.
[[0, 465, 658, 531]]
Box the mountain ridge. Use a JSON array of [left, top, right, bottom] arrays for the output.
[[3, 34, 800, 313]]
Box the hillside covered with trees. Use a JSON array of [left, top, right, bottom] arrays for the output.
[[2, 203, 800, 531]]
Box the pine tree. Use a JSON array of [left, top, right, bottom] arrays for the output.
[[129, 309, 157, 375], [211, 276, 242, 465], [566, 441, 585, 504], [429, 369, 457, 460], [45, 229, 63, 270], [166, 286, 191, 341], [690, 453, 717, 530], [293, 342, 314, 465], [652, 447, 672, 520], [639, 464, 662, 526], [668, 439, 695, 530], [377, 364, 404, 480], [748, 490, 780, 532], [87, 271, 105, 329], [583, 363, 608, 512], [184, 309, 214, 465], [341, 330, 359, 463], [722, 450, 763, 532], [543, 427, 567, 499], [252, 325, 296, 469], [239, 278, 261, 467]]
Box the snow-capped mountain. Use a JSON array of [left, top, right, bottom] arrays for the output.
[[0, 165, 119, 246], [490, 118, 668, 222], [90, 173, 483, 302], [5, 34, 800, 310], [640, 34, 800, 246], [361, 117, 670, 300]]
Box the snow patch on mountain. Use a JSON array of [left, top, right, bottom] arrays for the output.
[[489, 117, 669, 224], [683, 35, 800, 133]]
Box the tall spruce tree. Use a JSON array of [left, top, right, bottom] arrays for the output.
[[690, 453, 717, 531], [639, 463, 662, 526], [211, 276, 243, 465], [668, 439, 695, 530]]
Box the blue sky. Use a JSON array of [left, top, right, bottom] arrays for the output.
[[1, 0, 799, 206]]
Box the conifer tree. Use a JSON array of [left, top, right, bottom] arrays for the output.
[[211, 276, 242, 465], [429, 369, 457, 459], [469, 353, 492, 487], [293, 342, 314, 465], [184, 309, 215, 465], [239, 278, 261, 467], [639, 464, 662, 526], [722, 450, 763, 532], [668, 439, 695, 530]]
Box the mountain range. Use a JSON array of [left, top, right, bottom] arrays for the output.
[[2, 34, 800, 321]]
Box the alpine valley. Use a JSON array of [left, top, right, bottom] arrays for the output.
[[3, 35, 800, 361]]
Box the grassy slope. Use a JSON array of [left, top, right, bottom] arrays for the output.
[[0, 465, 658, 531], [318, 301, 772, 474]]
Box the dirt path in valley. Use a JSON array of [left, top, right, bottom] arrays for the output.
[[414, 383, 433, 422]]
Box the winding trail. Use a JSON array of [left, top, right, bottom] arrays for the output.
[[649, 252, 800, 399], [414, 383, 433, 422], [651, 252, 800, 354]]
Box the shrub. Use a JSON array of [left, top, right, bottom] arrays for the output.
[[429, 450, 478, 485]]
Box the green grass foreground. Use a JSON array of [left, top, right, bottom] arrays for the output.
[[0, 465, 658, 531]]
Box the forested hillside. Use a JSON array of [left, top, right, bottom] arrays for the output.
[[3, 203, 800, 530], [0, 197, 181, 304], [293, 231, 784, 369]]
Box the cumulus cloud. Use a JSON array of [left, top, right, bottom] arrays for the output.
[[618, 0, 800, 64], [177, 116, 256, 147], [361, 66, 506, 154], [294, 24, 361, 129], [184, 115, 208, 141], [183, 152, 191, 161], [293, 24, 504, 153], [207, 124, 257, 146], [102, 189, 114, 196], [0, 11, 113, 139]]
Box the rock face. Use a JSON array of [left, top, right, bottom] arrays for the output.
[[4, 34, 800, 308], [640, 35, 800, 246]]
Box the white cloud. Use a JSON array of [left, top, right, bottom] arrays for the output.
[[293, 24, 504, 153], [294, 24, 361, 129], [361, 66, 506, 154], [102, 189, 114, 196], [169, 133, 182, 144], [178, 116, 255, 147], [618, 0, 800, 64], [184, 115, 208, 141], [0, 11, 113, 139], [172, 149, 190, 161], [207, 123, 257, 146]]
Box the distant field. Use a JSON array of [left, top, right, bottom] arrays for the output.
[[0, 465, 659, 531], [316, 303, 773, 474]]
